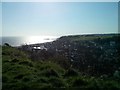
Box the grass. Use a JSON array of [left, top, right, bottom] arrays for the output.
[[62, 34, 116, 42], [2, 45, 120, 89]]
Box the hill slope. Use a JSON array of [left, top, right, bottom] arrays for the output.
[[2, 45, 120, 89], [20, 34, 120, 76], [2, 34, 120, 89]]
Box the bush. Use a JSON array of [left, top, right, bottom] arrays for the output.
[[11, 58, 19, 63], [87, 79, 100, 89], [41, 68, 59, 77], [49, 77, 66, 87], [70, 77, 88, 88], [2, 75, 8, 83], [14, 74, 24, 79], [64, 68, 79, 77], [36, 77, 48, 83], [35, 61, 65, 76], [19, 60, 33, 67], [102, 81, 120, 89]]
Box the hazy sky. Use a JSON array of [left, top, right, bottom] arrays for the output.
[[2, 2, 118, 36], [1, 0, 120, 2]]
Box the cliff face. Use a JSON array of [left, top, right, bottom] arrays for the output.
[[19, 34, 120, 76], [47, 34, 120, 76], [2, 34, 120, 89]]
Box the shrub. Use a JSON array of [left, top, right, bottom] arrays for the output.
[[14, 74, 24, 79], [22, 77, 31, 82], [2, 75, 8, 83], [11, 58, 19, 63], [71, 77, 88, 87], [102, 81, 120, 89], [87, 79, 100, 89], [41, 68, 59, 77], [19, 60, 33, 67], [64, 68, 79, 77], [36, 77, 48, 83], [49, 77, 66, 87]]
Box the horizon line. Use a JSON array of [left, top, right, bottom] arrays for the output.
[[1, 32, 120, 37]]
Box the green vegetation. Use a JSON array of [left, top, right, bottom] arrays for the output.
[[0, 33, 120, 90], [58, 34, 116, 42], [2, 43, 120, 89]]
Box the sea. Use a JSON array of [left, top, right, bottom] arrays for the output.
[[0, 36, 58, 47]]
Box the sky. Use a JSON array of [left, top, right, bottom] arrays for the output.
[[0, 3, 2, 37], [1, 0, 120, 2], [2, 2, 118, 36]]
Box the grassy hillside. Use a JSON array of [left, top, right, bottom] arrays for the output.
[[2, 44, 120, 89], [2, 46, 65, 89], [57, 34, 118, 41], [27, 34, 120, 77]]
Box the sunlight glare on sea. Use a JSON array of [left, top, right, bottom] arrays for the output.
[[1, 36, 58, 46], [25, 36, 58, 45]]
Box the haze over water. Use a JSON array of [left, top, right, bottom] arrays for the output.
[[1, 36, 58, 46]]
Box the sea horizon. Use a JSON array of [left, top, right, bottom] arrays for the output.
[[1, 33, 119, 46], [0, 36, 59, 46]]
